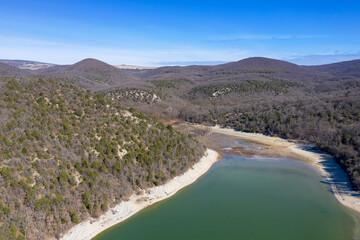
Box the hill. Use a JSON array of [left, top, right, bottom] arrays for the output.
[[36, 58, 140, 90], [113, 57, 339, 121], [0, 59, 55, 70], [0, 62, 31, 78], [216, 57, 314, 71], [214, 57, 331, 76], [137, 57, 332, 84], [0, 77, 205, 239], [104, 57, 360, 194], [305, 59, 360, 78]]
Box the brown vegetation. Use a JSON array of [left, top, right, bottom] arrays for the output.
[[0, 78, 205, 239]]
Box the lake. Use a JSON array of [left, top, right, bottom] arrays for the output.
[[95, 151, 360, 240]]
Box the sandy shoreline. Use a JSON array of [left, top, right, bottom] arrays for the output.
[[208, 125, 360, 214], [60, 149, 220, 240]]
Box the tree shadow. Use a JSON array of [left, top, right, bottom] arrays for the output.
[[299, 145, 360, 198]]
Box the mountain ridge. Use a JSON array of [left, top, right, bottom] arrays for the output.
[[0, 62, 30, 77], [304, 59, 360, 78]]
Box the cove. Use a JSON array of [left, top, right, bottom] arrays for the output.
[[94, 154, 360, 240]]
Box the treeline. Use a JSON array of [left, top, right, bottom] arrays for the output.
[[180, 95, 360, 189], [215, 69, 282, 75], [150, 78, 194, 89], [187, 80, 302, 99], [0, 78, 205, 239]]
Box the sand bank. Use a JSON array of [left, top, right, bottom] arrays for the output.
[[209, 125, 360, 214], [61, 149, 220, 240]]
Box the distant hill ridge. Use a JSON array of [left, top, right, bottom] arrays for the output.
[[27, 58, 140, 90], [217, 57, 299, 70], [137, 57, 335, 84], [0, 59, 55, 70], [305, 59, 360, 78], [0, 62, 30, 76], [1, 57, 359, 88]]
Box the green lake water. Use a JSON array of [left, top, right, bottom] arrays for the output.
[[94, 155, 360, 240]]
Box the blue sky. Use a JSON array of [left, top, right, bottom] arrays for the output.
[[0, 0, 359, 66]]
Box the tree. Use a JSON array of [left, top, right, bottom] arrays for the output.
[[71, 210, 80, 223], [21, 147, 28, 155], [101, 203, 108, 212]]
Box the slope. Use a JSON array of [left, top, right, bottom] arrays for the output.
[[0, 59, 55, 70], [0, 78, 205, 239], [0, 62, 30, 77], [38, 58, 140, 90], [305, 59, 360, 78]]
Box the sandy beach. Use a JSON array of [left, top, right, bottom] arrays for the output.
[[208, 125, 360, 214], [60, 149, 220, 240]]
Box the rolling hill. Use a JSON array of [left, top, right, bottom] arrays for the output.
[[98, 57, 360, 197], [0, 62, 30, 77], [0, 59, 55, 70], [136, 57, 333, 85], [37, 58, 140, 90], [305, 59, 360, 78], [0, 58, 150, 91]]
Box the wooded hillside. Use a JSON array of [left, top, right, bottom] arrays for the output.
[[0, 78, 205, 239]]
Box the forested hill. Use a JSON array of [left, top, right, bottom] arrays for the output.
[[34, 58, 143, 90], [0, 62, 30, 77], [305, 59, 360, 78], [0, 78, 205, 239], [95, 57, 360, 192]]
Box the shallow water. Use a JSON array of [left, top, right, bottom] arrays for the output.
[[95, 154, 360, 240]]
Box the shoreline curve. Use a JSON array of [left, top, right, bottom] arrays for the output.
[[208, 125, 360, 215], [60, 149, 220, 240]]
